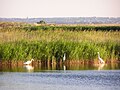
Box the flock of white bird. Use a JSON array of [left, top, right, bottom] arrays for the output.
[[23, 52, 105, 71], [24, 52, 105, 65]]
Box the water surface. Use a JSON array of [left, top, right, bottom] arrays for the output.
[[0, 70, 120, 90], [0, 63, 120, 90]]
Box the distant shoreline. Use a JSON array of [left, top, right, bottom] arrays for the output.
[[0, 17, 120, 24]]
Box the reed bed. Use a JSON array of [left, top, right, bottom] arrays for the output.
[[0, 41, 119, 61], [0, 22, 120, 62], [0, 30, 119, 43]]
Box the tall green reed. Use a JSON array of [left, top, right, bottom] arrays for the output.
[[0, 41, 119, 61], [0, 22, 120, 61]]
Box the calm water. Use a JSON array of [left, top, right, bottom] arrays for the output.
[[0, 71, 120, 90], [0, 63, 120, 90]]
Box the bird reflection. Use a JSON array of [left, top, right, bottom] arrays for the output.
[[24, 65, 34, 72], [63, 65, 66, 71], [98, 63, 105, 70]]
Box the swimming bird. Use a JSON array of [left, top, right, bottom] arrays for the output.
[[63, 53, 66, 61], [97, 52, 105, 64], [24, 59, 34, 65]]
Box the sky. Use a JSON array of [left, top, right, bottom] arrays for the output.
[[0, 0, 120, 18]]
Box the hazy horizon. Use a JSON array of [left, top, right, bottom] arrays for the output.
[[0, 0, 120, 18], [1, 16, 120, 19]]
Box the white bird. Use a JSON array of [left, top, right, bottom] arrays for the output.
[[63, 53, 66, 61], [24, 59, 34, 65], [97, 52, 105, 64]]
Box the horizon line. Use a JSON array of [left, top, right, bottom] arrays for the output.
[[0, 16, 120, 18]]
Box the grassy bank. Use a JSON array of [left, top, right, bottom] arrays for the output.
[[0, 22, 120, 62]]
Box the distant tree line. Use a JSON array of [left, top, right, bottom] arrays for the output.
[[37, 20, 46, 24], [24, 25, 120, 31]]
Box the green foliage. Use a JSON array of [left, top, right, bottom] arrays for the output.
[[0, 41, 119, 61], [0, 22, 120, 61], [1, 22, 120, 31], [24, 25, 120, 31], [37, 20, 46, 24]]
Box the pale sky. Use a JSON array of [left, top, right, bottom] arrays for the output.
[[0, 0, 120, 18]]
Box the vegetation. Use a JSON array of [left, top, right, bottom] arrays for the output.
[[37, 20, 46, 24], [0, 22, 120, 62], [24, 25, 120, 31]]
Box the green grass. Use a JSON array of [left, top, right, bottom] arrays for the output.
[[0, 22, 120, 61]]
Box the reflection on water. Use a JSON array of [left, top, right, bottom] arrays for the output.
[[24, 65, 34, 72], [63, 65, 66, 71], [0, 61, 120, 72], [98, 63, 105, 70], [0, 61, 120, 90]]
